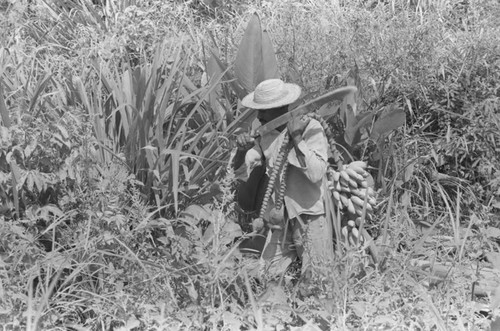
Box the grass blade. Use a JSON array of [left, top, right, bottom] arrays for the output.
[[0, 80, 10, 127]]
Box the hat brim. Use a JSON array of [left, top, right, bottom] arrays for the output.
[[241, 83, 301, 110]]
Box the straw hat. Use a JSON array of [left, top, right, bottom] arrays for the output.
[[241, 79, 301, 110]]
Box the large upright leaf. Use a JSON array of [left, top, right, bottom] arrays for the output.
[[234, 13, 279, 94], [260, 29, 279, 82]]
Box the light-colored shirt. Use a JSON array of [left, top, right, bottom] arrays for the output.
[[236, 118, 329, 219]]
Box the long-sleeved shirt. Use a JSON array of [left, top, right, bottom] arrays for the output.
[[235, 118, 329, 219]]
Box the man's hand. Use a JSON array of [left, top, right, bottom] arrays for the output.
[[236, 132, 255, 151], [232, 132, 256, 170], [287, 115, 310, 141], [287, 116, 310, 167]]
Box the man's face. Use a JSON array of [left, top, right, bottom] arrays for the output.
[[257, 106, 288, 125]]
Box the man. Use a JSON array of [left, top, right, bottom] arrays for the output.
[[233, 78, 333, 281]]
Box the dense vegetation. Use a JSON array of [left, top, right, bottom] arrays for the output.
[[1, 0, 500, 330]]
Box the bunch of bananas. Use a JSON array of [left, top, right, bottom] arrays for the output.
[[328, 161, 376, 218], [342, 219, 363, 246]]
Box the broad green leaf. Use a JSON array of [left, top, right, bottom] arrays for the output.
[[0, 126, 10, 149], [222, 312, 242, 331], [203, 217, 243, 247], [0, 81, 10, 127], [24, 137, 38, 159], [234, 13, 279, 94], [209, 49, 246, 100], [344, 112, 374, 147], [26, 172, 34, 192], [33, 171, 44, 192], [491, 287, 500, 320], [339, 83, 358, 143], [180, 204, 211, 226], [160, 148, 181, 215], [486, 252, 500, 271], [351, 301, 368, 317], [9, 160, 21, 185], [9, 160, 20, 218], [206, 48, 223, 83], [486, 227, 500, 239], [371, 105, 406, 141], [80, 0, 108, 32], [29, 74, 53, 115], [260, 29, 279, 82], [201, 57, 226, 123], [341, 84, 361, 146], [346, 62, 364, 114]]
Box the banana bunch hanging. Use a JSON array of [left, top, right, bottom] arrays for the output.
[[328, 161, 376, 218]]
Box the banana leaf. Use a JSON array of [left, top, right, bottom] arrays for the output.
[[234, 13, 279, 94]]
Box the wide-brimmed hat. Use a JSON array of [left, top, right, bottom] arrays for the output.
[[241, 79, 301, 110]]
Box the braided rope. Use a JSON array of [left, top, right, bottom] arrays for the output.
[[258, 132, 291, 219], [275, 159, 289, 210]]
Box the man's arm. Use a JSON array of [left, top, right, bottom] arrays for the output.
[[232, 132, 256, 170], [288, 118, 328, 183], [290, 133, 307, 168]]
